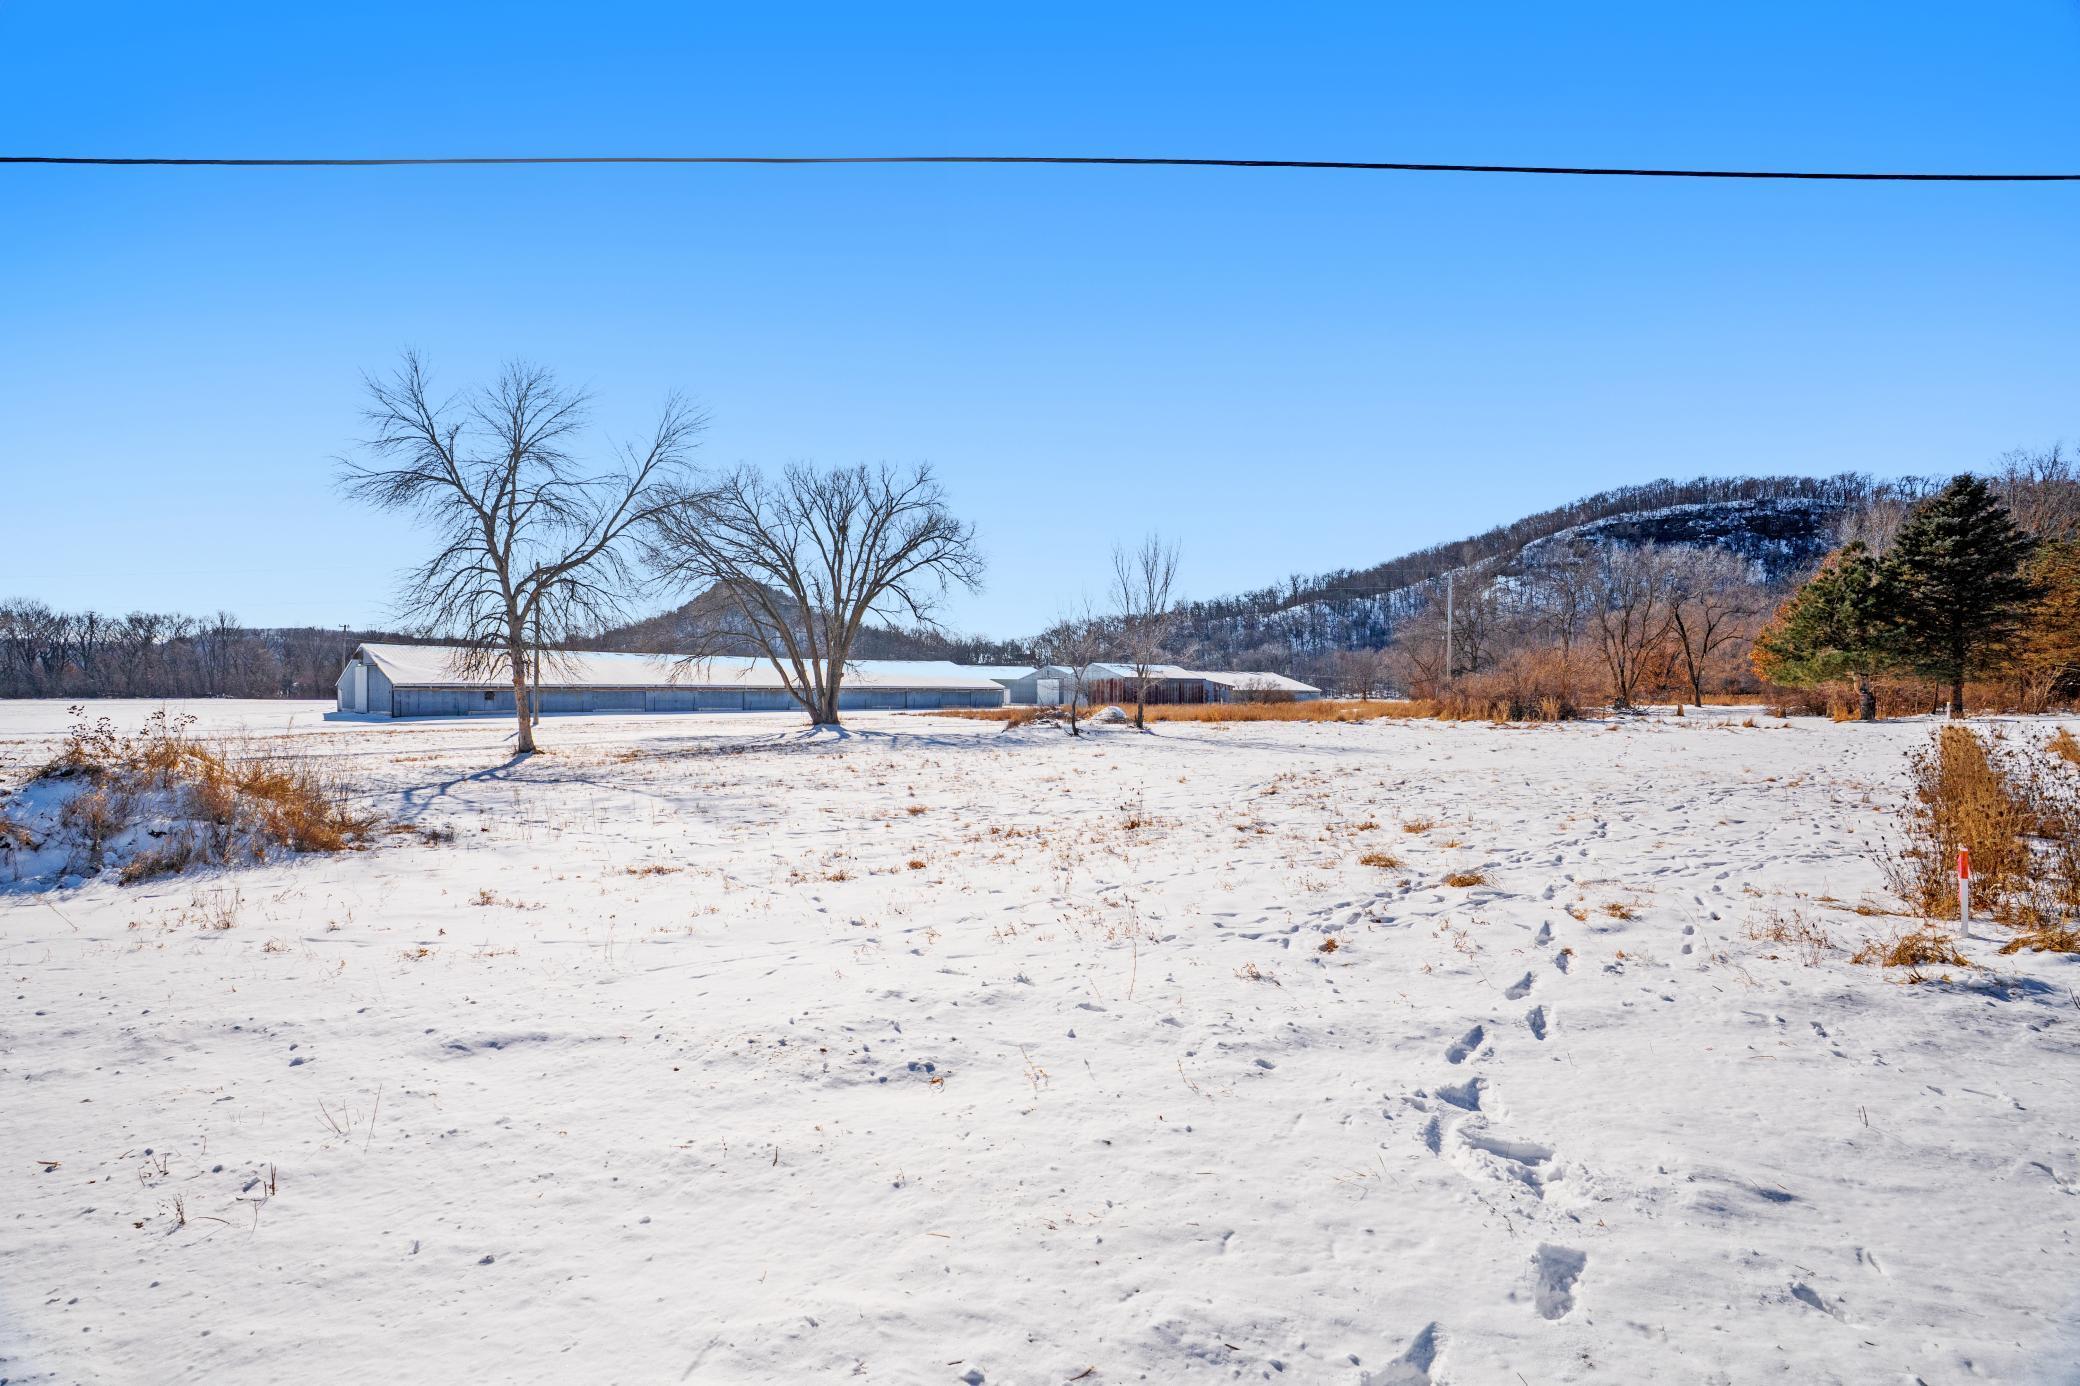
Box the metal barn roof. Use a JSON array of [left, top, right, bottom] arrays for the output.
[[1047, 662, 1322, 694], [354, 644, 1006, 693]]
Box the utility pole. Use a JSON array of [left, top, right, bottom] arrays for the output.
[[1444, 571, 1454, 684]]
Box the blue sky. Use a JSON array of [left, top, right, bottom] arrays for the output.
[[3, 5, 2076, 637]]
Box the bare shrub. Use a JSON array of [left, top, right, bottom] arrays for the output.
[[1435, 649, 1587, 722]]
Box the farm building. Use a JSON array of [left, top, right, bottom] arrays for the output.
[[964, 665, 1037, 693], [1003, 662, 1320, 706], [334, 643, 1008, 717]]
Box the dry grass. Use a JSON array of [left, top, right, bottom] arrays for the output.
[[40, 708, 376, 881], [1441, 869, 1488, 888], [1601, 901, 1638, 921], [1998, 925, 2080, 955], [1853, 925, 1973, 979], [1401, 817, 1436, 835], [2050, 726, 2080, 767], [1746, 907, 1837, 965], [1357, 850, 1402, 870]]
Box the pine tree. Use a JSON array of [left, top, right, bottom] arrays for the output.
[[1881, 475, 2038, 718], [1751, 542, 1899, 721]]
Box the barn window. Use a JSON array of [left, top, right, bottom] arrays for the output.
[[483, 691, 495, 702]]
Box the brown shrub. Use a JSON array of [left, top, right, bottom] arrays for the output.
[[1431, 649, 1587, 723], [2050, 727, 2080, 767], [1442, 870, 1488, 888], [1358, 850, 1402, 870]]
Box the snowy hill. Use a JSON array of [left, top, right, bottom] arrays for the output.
[[1172, 477, 1866, 665]]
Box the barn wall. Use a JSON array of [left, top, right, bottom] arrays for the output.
[[375, 678, 1000, 717], [367, 663, 396, 715], [1084, 677, 1212, 706]]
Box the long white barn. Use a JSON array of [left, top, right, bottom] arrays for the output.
[[335, 643, 1007, 717]]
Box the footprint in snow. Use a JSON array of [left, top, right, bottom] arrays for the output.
[[1366, 1321, 1443, 1386], [1526, 1005, 1547, 1041], [1435, 1075, 1483, 1111], [1503, 971, 1534, 1000], [1455, 1122, 1555, 1198], [1531, 1244, 1587, 1320], [1789, 1281, 1846, 1321], [1444, 1025, 1484, 1065]]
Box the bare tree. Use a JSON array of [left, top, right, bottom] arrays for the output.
[[341, 352, 700, 754], [1109, 533, 1181, 729], [1992, 445, 2080, 539], [1523, 541, 1597, 656], [1666, 549, 1763, 708], [645, 462, 983, 727], [1035, 602, 1109, 736], [1590, 545, 1679, 710], [1327, 646, 1394, 699]]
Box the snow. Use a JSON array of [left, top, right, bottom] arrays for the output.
[[3, 699, 2078, 1383]]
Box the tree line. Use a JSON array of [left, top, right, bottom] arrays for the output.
[[0, 603, 403, 701]]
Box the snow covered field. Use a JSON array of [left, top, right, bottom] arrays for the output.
[[3, 699, 2078, 1384]]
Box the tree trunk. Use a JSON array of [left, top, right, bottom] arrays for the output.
[[510, 657, 536, 754], [1950, 672, 1966, 719], [810, 690, 841, 726], [1857, 673, 1876, 723], [1135, 675, 1146, 730]]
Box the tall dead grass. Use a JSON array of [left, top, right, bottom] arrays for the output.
[[1882, 723, 2080, 931], [920, 690, 1576, 726]]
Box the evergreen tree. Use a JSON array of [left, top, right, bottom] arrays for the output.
[[1881, 475, 2038, 718], [1752, 542, 1899, 721]]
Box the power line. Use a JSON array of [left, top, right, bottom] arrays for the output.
[[3, 153, 2077, 181]]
